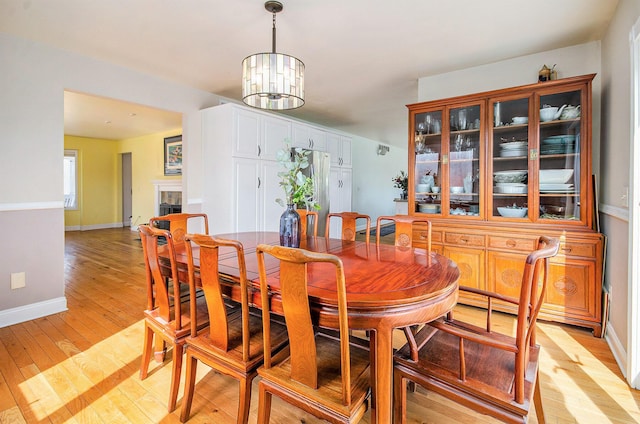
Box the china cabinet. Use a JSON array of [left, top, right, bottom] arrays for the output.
[[407, 74, 605, 335]]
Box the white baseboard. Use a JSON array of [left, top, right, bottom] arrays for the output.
[[65, 222, 124, 231], [605, 323, 627, 379], [0, 297, 67, 328]]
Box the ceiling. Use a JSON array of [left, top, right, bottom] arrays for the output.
[[0, 0, 618, 146]]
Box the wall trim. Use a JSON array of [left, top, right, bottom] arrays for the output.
[[0, 297, 67, 329], [606, 323, 628, 380], [599, 203, 630, 222], [0, 201, 63, 212], [65, 222, 124, 232]]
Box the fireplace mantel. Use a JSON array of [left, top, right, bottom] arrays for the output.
[[152, 179, 182, 216]]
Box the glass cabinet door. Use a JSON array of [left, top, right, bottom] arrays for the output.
[[414, 110, 443, 215], [538, 89, 583, 222], [489, 96, 531, 220], [447, 104, 481, 217]]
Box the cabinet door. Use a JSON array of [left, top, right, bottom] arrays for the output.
[[260, 160, 284, 232], [446, 103, 482, 218], [292, 123, 327, 151], [489, 95, 532, 221], [544, 258, 598, 321], [327, 133, 351, 167], [443, 246, 485, 290], [233, 108, 261, 159], [233, 158, 260, 231], [261, 116, 290, 161], [328, 167, 352, 238], [487, 250, 528, 299], [413, 109, 444, 215], [537, 88, 585, 225]]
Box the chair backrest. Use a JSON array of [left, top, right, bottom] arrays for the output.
[[139, 224, 181, 326], [184, 234, 253, 360], [516, 235, 559, 354], [256, 244, 354, 405], [376, 215, 431, 251], [296, 209, 318, 237], [149, 213, 209, 245], [325, 212, 371, 244]]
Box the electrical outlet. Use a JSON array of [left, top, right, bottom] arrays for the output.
[[11, 272, 25, 289], [622, 186, 629, 208]]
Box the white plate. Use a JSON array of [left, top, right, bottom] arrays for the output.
[[500, 142, 528, 149], [500, 149, 527, 157], [539, 169, 574, 184], [496, 182, 526, 187], [495, 186, 527, 194], [540, 183, 573, 190]]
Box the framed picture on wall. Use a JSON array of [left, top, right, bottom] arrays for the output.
[[164, 135, 182, 175]]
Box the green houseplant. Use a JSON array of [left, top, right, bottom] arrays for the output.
[[275, 141, 320, 247]]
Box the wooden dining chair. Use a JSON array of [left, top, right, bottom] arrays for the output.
[[138, 224, 209, 412], [376, 215, 431, 251], [149, 212, 209, 245], [179, 234, 289, 424], [393, 236, 559, 424], [255, 244, 371, 424], [296, 208, 319, 237], [325, 211, 371, 243]]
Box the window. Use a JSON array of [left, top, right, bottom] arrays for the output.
[[64, 150, 78, 209]]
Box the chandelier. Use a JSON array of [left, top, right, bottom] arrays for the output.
[[242, 1, 305, 110]]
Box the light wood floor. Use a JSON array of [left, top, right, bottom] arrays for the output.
[[0, 227, 638, 423]]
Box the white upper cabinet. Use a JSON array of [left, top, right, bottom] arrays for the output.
[[327, 133, 352, 168], [262, 116, 291, 160], [292, 123, 327, 151], [231, 106, 291, 160]]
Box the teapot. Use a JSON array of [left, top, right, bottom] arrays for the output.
[[560, 105, 581, 119], [539, 104, 567, 122]]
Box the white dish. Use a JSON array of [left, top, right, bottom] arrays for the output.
[[540, 183, 573, 190], [496, 182, 527, 187], [500, 149, 527, 158], [419, 204, 440, 213], [500, 141, 528, 149], [539, 169, 574, 184], [497, 206, 528, 218], [511, 116, 528, 124], [494, 170, 528, 183], [495, 185, 527, 194], [450, 186, 464, 194]]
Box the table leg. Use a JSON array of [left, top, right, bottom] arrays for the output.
[[370, 324, 394, 424]]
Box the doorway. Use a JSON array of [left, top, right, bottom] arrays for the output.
[[122, 152, 132, 227]]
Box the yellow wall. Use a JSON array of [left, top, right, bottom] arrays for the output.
[[64, 129, 181, 229], [118, 129, 182, 226], [64, 136, 120, 228]]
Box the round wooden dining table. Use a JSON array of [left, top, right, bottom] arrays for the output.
[[174, 231, 460, 424]]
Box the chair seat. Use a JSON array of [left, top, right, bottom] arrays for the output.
[[395, 323, 540, 415], [258, 331, 371, 417], [185, 309, 289, 372], [144, 293, 209, 340]]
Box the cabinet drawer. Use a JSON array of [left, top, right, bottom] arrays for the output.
[[445, 232, 485, 247], [413, 229, 442, 243], [558, 241, 595, 258], [488, 236, 536, 252]]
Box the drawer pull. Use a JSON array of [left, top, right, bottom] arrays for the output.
[[506, 240, 517, 248], [561, 247, 572, 253], [461, 238, 469, 243], [419, 233, 428, 240]]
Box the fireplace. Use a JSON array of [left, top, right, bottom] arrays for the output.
[[153, 180, 182, 217]]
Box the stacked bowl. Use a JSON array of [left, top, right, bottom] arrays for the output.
[[499, 140, 527, 157]]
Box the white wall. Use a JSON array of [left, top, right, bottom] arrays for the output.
[[599, 0, 640, 378], [0, 33, 221, 327], [351, 136, 408, 226]]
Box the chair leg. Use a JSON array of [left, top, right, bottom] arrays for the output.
[[256, 380, 272, 424], [180, 352, 198, 422], [534, 371, 545, 424], [393, 369, 407, 424], [237, 375, 253, 424], [139, 323, 154, 379], [154, 337, 167, 362], [168, 342, 184, 412]]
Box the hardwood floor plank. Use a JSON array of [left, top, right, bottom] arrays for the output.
[[0, 228, 637, 423]]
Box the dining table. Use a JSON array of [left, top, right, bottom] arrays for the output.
[[169, 231, 460, 424]]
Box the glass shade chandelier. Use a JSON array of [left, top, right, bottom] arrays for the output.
[[242, 1, 305, 110]]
